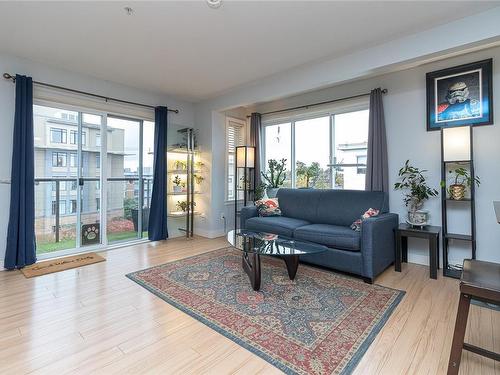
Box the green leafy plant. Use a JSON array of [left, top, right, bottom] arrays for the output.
[[296, 161, 321, 188], [176, 200, 196, 212], [443, 167, 480, 189], [123, 197, 137, 220], [174, 160, 187, 170], [172, 175, 182, 187], [193, 174, 204, 184], [261, 159, 287, 188], [254, 182, 267, 201], [394, 160, 438, 210]]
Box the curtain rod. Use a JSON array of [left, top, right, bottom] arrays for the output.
[[2, 73, 179, 114], [247, 89, 387, 117]]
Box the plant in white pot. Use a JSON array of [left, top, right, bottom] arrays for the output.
[[261, 158, 287, 198], [443, 167, 480, 200], [172, 175, 183, 193], [394, 160, 438, 227]]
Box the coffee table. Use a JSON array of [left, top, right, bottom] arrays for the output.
[[227, 229, 327, 291]]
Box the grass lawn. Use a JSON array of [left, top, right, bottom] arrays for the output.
[[36, 231, 148, 255]]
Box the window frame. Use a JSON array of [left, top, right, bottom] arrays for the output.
[[50, 128, 67, 144], [261, 99, 369, 190], [52, 151, 67, 167], [225, 116, 247, 202]]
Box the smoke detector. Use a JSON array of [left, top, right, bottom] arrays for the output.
[[207, 0, 222, 9]]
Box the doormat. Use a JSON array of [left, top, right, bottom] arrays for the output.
[[20, 252, 106, 278]]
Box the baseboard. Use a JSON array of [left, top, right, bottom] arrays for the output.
[[196, 228, 226, 239]]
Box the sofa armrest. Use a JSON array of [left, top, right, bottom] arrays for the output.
[[240, 205, 258, 229], [361, 213, 399, 279]]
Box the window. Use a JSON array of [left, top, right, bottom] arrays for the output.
[[51, 200, 66, 215], [70, 153, 77, 167], [95, 198, 100, 211], [295, 116, 330, 189], [52, 152, 67, 167], [96, 155, 100, 169], [357, 155, 367, 175], [70, 130, 86, 145], [61, 112, 77, 122], [50, 128, 67, 144], [70, 180, 77, 191], [52, 180, 66, 191], [225, 117, 246, 201], [96, 133, 101, 147], [264, 123, 292, 187], [333, 110, 369, 190], [70, 199, 77, 213], [263, 106, 369, 190]]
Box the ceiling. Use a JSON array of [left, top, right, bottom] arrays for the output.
[[0, 1, 498, 102]]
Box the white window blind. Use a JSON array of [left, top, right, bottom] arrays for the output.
[[226, 117, 246, 201]]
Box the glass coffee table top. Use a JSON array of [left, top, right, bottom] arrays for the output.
[[227, 229, 327, 291], [227, 229, 328, 256]]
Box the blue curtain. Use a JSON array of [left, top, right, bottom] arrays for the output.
[[148, 106, 169, 241], [4, 75, 37, 269]]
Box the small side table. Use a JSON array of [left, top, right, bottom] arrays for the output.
[[395, 223, 441, 279]]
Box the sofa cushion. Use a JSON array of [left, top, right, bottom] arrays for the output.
[[245, 216, 310, 238], [294, 224, 361, 251]]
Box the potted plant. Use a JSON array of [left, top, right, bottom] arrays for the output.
[[176, 200, 196, 212], [394, 160, 438, 226], [173, 160, 186, 171], [172, 175, 182, 193], [443, 167, 480, 200], [261, 158, 287, 198], [193, 174, 204, 185]]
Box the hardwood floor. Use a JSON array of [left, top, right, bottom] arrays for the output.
[[0, 236, 498, 374]]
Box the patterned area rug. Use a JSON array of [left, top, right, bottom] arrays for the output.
[[126, 247, 404, 374]]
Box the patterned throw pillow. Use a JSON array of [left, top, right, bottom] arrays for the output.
[[350, 208, 380, 231], [255, 198, 282, 217]]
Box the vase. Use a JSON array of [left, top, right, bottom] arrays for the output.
[[449, 184, 466, 200], [407, 210, 429, 227], [173, 185, 182, 193], [266, 188, 279, 198]]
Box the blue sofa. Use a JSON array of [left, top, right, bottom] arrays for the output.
[[240, 188, 398, 282]]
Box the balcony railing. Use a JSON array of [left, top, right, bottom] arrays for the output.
[[35, 176, 153, 250]]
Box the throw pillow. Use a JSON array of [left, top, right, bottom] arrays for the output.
[[350, 208, 380, 231], [255, 198, 282, 217]]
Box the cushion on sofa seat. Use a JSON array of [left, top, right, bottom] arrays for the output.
[[245, 216, 310, 238], [294, 224, 361, 251]]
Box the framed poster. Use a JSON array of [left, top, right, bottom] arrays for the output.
[[426, 59, 493, 131]]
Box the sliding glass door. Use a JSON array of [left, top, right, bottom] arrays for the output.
[[33, 104, 153, 257]]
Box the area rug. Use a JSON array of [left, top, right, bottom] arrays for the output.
[[126, 248, 404, 374], [21, 252, 105, 278]]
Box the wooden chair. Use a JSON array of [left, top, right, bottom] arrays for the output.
[[448, 259, 500, 374]]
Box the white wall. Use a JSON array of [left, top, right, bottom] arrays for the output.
[[203, 45, 500, 266], [0, 53, 194, 266]]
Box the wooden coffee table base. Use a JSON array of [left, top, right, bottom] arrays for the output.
[[242, 253, 299, 291]]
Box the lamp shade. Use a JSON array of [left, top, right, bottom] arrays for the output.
[[442, 126, 471, 162], [236, 146, 255, 168]]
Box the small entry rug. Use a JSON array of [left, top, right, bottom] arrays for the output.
[[21, 252, 105, 278], [126, 248, 404, 374]]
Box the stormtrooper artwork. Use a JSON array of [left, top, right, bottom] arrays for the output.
[[426, 59, 492, 131], [437, 81, 481, 122]]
